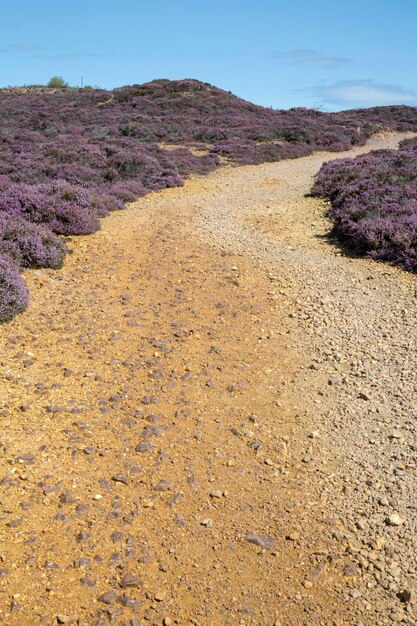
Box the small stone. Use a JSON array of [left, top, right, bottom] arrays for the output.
[[155, 591, 166, 601], [397, 589, 415, 604], [373, 536, 386, 550], [163, 618, 172, 626], [304, 580, 313, 589], [387, 513, 404, 526], [57, 615, 76, 624], [119, 574, 141, 588], [210, 490, 223, 498], [201, 518, 213, 527], [112, 475, 129, 485], [76, 531, 91, 543], [391, 612, 405, 622], [10, 600, 20, 613], [118, 595, 140, 609], [135, 440, 154, 453], [287, 531, 300, 541], [75, 504, 90, 515], [98, 591, 117, 605], [246, 533, 277, 550], [390, 430, 403, 439], [153, 480, 172, 492], [60, 492, 77, 504], [343, 563, 357, 577]]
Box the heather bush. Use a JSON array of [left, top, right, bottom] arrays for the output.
[[0, 181, 100, 235], [0, 255, 29, 322], [312, 140, 417, 271], [209, 140, 312, 165], [167, 148, 219, 175], [0, 213, 65, 268]]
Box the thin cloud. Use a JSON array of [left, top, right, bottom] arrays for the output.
[[36, 52, 102, 60], [277, 48, 351, 68], [8, 43, 45, 52], [313, 79, 417, 107]]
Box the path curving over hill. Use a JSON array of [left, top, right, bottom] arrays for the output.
[[0, 132, 415, 625]]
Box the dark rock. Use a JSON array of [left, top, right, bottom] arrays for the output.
[[75, 503, 90, 515], [60, 492, 77, 504], [98, 590, 117, 605], [119, 574, 141, 588], [245, 533, 277, 550]]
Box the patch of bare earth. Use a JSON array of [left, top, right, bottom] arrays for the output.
[[0, 133, 415, 625]]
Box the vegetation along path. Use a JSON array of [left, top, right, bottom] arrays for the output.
[[0, 132, 415, 626]]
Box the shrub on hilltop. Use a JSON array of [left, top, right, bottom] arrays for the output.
[[47, 76, 69, 88]]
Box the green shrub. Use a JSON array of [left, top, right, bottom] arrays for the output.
[[47, 76, 68, 88]]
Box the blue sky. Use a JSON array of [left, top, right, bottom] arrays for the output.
[[1, 0, 416, 111]]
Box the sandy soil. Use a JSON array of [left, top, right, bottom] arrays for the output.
[[0, 133, 415, 625]]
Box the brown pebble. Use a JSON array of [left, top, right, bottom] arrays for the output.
[[155, 591, 167, 601]]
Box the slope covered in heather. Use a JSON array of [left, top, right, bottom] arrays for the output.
[[1, 78, 417, 321]]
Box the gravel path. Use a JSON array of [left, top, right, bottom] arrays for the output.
[[141, 131, 417, 623], [190, 132, 417, 625], [0, 132, 415, 625]]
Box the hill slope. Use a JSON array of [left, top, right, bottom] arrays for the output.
[[1, 79, 417, 321]]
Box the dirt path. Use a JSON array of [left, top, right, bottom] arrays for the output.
[[0, 133, 415, 626]]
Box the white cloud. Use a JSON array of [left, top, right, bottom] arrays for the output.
[[277, 48, 351, 68], [313, 79, 417, 107]]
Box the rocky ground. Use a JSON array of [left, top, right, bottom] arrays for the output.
[[0, 133, 415, 625]]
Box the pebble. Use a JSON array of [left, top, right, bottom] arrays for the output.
[[98, 591, 117, 605], [56, 616, 77, 624], [387, 513, 404, 526], [246, 533, 278, 550], [112, 475, 129, 485], [119, 574, 141, 588], [155, 591, 167, 602], [390, 430, 403, 439], [287, 531, 300, 541], [201, 518, 213, 527]]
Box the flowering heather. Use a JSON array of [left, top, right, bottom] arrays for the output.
[[0, 213, 65, 268], [312, 138, 417, 272], [0, 255, 29, 322], [1, 78, 417, 320]]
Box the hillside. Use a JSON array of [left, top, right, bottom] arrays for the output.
[[1, 79, 417, 322]]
